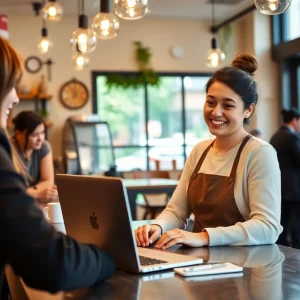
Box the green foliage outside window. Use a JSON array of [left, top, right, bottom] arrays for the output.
[[106, 41, 160, 89]]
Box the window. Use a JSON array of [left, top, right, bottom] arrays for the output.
[[93, 73, 212, 171], [285, 0, 300, 41]]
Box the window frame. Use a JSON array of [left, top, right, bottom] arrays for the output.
[[92, 71, 212, 170]]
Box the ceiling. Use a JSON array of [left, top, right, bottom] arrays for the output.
[[0, 0, 255, 22]]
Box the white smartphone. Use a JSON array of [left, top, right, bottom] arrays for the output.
[[174, 262, 243, 277]]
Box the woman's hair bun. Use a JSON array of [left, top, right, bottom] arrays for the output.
[[231, 53, 258, 76], [281, 109, 287, 114]]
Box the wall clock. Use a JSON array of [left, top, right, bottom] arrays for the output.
[[59, 78, 89, 110]]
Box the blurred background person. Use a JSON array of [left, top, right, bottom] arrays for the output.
[[12, 110, 58, 205], [250, 128, 262, 138], [270, 108, 300, 249]]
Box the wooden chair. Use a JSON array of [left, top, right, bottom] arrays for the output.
[[132, 171, 170, 219], [154, 159, 177, 171]]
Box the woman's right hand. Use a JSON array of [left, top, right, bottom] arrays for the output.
[[39, 185, 59, 202], [134, 224, 162, 247]]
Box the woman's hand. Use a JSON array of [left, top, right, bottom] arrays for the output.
[[135, 224, 162, 247], [155, 229, 209, 249], [35, 185, 59, 202], [43, 185, 59, 202]]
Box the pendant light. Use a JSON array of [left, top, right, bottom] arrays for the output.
[[37, 19, 52, 54], [70, 0, 97, 53], [114, 0, 148, 20], [91, 0, 120, 40], [206, 0, 225, 69], [254, 0, 292, 15], [42, 0, 63, 22], [73, 51, 90, 70]]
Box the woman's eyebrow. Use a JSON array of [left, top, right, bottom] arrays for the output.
[[223, 98, 236, 103]]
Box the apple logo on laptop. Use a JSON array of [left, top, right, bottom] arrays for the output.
[[89, 212, 99, 230]]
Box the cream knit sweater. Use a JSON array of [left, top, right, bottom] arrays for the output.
[[154, 137, 283, 246]]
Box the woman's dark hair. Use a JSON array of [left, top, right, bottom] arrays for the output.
[[281, 108, 300, 123], [13, 111, 45, 149], [206, 53, 258, 124]]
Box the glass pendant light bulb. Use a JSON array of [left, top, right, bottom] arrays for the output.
[[91, 13, 119, 40], [70, 15, 97, 53], [73, 52, 90, 70], [114, 0, 148, 20], [254, 0, 291, 15], [206, 38, 225, 69], [42, 0, 63, 22], [37, 28, 52, 54]]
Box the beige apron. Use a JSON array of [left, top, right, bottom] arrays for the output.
[[187, 135, 252, 232]]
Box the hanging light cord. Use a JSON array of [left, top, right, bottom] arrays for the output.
[[78, 0, 81, 15], [42, 0, 46, 28], [211, 0, 216, 34]]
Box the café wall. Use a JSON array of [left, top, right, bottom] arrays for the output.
[[6, 12, 278, 159]]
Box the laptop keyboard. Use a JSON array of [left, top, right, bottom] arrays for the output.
[[139, 255, 168, 266]]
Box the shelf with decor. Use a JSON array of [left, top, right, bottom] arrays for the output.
[[17, 93, 53, 128]]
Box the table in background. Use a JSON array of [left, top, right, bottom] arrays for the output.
[[124, 179, 178, 220]]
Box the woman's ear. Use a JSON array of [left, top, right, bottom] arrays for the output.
[[245, 103, 255, 119]]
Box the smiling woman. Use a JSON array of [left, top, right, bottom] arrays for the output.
[[11, 110, 59, 205], [135, 53, 282, 250]]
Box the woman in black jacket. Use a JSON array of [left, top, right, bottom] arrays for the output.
[[0, 37, 115, 296]]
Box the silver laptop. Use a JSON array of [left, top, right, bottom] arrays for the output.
[[56, 174, 203, 273]]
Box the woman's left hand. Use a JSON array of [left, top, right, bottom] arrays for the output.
[[154, 229, 209, 249]]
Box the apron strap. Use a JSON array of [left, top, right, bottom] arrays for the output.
[[190, 140, 215, 179], [229, 135, 252, 179]]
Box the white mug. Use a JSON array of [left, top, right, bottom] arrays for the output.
[[43, 202, 64, 224]]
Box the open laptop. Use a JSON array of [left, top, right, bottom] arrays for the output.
[[56, 174, 203, 273]]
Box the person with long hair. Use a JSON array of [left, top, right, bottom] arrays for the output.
[[270, 108, 300, 249], [12, 110, 58, 203], [0, 37, 114, 296], [135, 54, 282, 249]]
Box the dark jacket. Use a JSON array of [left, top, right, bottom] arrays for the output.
[[0, 129, 115, 295], [270, 126, 300, 202]]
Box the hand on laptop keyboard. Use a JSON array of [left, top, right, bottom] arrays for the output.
[[135, 224, 162, 247], [155, 229, 209, 250]]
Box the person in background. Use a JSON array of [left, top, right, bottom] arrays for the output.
[[270, 108, 300, 249], [250, 128, 262, 138], [135, 53, 282, 249], [0, 36, 115, 297], [12, 110, 58, 204]]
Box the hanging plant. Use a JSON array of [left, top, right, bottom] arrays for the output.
[[217, 23, 233, 56], [106, 41, 160, 89]]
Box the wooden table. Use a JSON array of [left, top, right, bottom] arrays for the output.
[[124, 179, 179, 220]]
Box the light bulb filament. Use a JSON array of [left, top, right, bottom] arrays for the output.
[[48, 7, 57, 17], [268, 0, 278, 11], [39, 39, 50, 53], [209, 52, 219, 68], [100, 19, 110, 30], [126, 0, 137, 8], [76, 56, 85, 66]]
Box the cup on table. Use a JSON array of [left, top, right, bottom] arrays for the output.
[[43, 203, 66, 233], [43, 202, 64, 224]]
